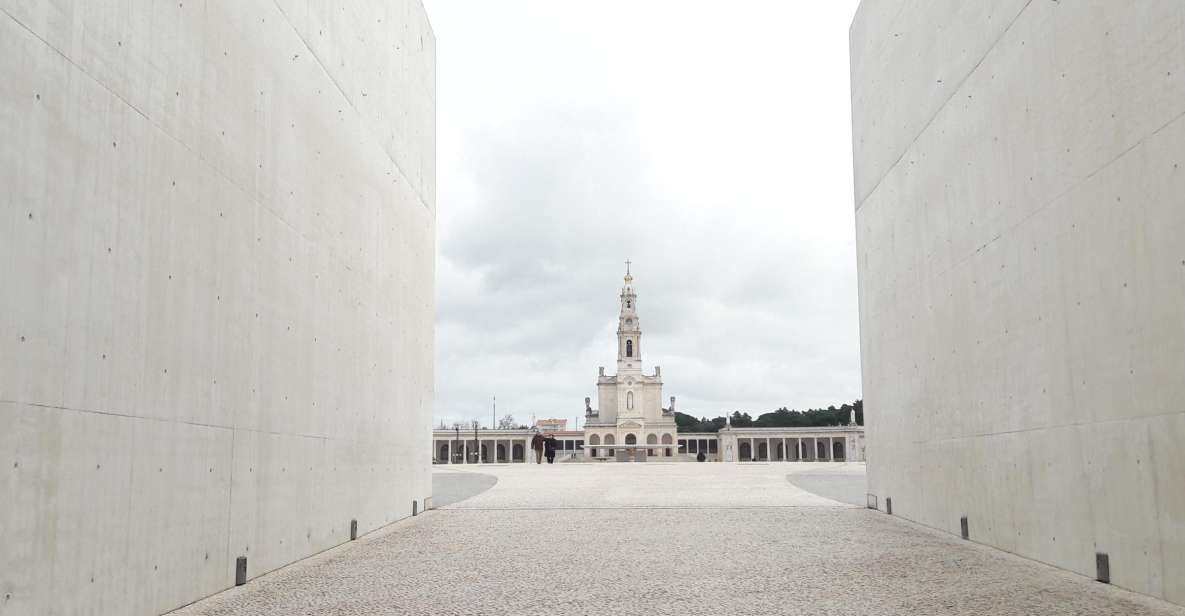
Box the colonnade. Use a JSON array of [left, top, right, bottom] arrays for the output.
[[433, 432, 861, 464], [735, 436, 845, 462], [433, 438, 529, 464]]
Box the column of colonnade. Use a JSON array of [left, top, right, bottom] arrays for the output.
[[734, 436, 850, 462], [438, 437, 535, 463], [440, 434, 856, 464], [740, 435, 849, 462]]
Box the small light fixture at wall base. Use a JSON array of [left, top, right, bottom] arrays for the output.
[[1096, 553, 1110, 584]]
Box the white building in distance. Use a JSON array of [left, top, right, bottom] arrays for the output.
[[583, 265, 678, 461], [432, 266, 864, 464]]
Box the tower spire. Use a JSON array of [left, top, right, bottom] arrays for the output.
[[617, 265, 640, 369]]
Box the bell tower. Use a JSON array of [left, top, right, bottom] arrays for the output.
[[587, 261, 677, 461], [617, 260, 641, 374]]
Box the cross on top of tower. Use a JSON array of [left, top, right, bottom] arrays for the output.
[[624, 259, 633, 283]]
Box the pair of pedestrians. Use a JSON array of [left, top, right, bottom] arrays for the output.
[[530, 432, 558, 464]]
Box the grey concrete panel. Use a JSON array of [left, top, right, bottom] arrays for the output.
[[850, 1, 1030, 205], [852, 0, 1185, 606], [0, 2, 434, 614]]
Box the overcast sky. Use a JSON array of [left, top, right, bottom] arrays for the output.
[[423, 1, 863, 428]]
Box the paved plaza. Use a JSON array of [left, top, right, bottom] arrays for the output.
[[173, 463, 1185, 615]]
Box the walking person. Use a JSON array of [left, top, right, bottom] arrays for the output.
[[531, 431, 544, 464], [544, 435, 558, 464]]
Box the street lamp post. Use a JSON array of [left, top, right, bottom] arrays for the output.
[[473, 421, 479, 463]]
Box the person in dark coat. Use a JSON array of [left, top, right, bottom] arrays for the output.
[[544, 435, 558, 464], [531, 432, 544, 464]]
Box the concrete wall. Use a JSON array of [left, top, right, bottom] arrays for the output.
[[0, 1, 434, 614], [852, 1, 1185, 606]]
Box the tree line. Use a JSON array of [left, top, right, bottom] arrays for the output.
[[674, 400, 863, 433]]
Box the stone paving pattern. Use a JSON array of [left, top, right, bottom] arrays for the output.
[[172, 463, 1185, 615]]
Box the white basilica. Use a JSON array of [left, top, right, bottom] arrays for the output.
[[430, 265, 864, 465], [582, 265, 678, 461]]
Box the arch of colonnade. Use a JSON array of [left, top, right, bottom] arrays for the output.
[[432, 431, 860, 463]]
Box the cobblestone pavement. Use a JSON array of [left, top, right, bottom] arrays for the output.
[[172, 463, 1185, 616]]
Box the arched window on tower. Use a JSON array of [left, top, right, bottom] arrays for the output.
[[626, 391, 634, 410], [626, 340, 633, 357], [626, 300, 631, 308]]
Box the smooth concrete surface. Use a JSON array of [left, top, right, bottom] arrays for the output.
[[851, 1, 1185, 607], [171, 464, 1185, 615], [785, 465, 868, 507], [431, 468, 498, 508], [0, 2, 435, 614]]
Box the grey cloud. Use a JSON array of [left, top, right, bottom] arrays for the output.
[[427, 0, 863, 426]]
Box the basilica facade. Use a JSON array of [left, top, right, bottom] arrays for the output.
[[431, 266, 864, 465], [582, 266, 678, 461]]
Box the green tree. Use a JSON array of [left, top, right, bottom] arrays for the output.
[[675, 413, 727, 433], [730, 411, 754, 427], [674, 400, 864, 432], [674, 412, 700, 431]]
